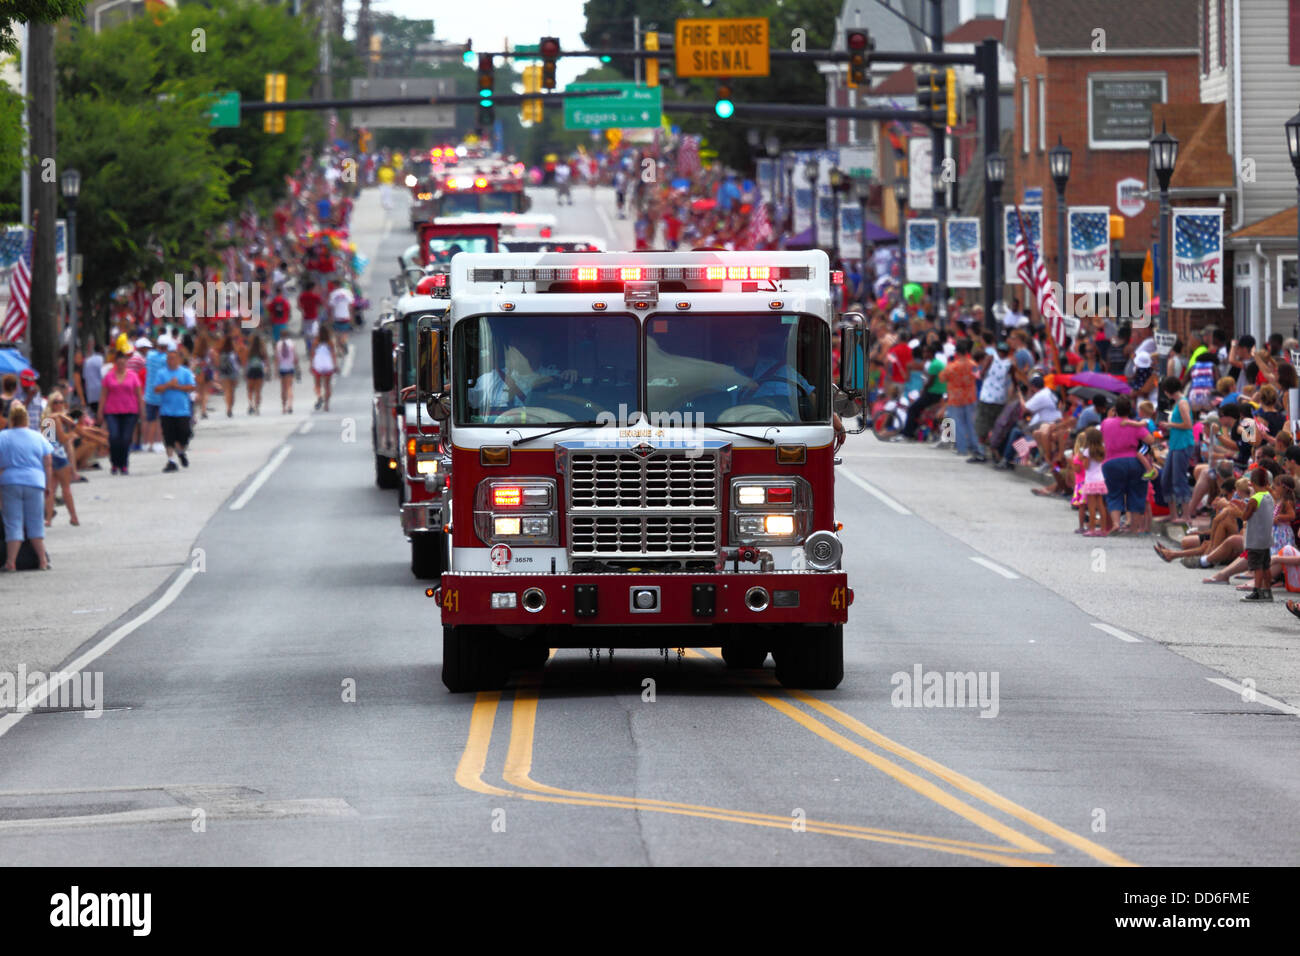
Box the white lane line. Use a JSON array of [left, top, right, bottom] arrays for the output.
[[1091, 622, 1142, 643], [298, 420, 314, 435], [968, 556, 1020, 579], [596, 203, 620, 250], [0, 568, 197, 742], [1205, 678, 1300, 717], [838, 469, 912, 515], [341, 345, 355, 378], [229, 446, 291, 511]]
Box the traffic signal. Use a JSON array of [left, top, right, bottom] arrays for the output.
[[477, 53, 494, 126], [540, 36, 559, 90], [521, 64, 543, 123], [714, 81, 734, 119], [263, 72, 285, 134], [944, 67, 957, 128], [645, 30, 659, 88], [461, 40, 474, 67], [846, 29, 872, 87], [914, 66, 942, 128]]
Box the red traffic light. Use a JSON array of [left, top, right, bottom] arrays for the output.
[[847, 30, 868, 50], [540, 36, 560, 58]]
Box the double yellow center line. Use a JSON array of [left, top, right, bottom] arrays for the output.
[[454, 653, 1135, 867]]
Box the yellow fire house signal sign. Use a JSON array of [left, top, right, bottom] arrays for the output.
[[675, 17, 770, 77]]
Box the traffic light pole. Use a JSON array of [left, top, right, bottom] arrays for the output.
[[979, 38, 1000, 332], [931, 0, 947, 327]]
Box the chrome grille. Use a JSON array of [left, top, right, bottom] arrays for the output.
[[566, 449, 721, 558]]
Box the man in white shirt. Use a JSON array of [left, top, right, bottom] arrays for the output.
[[327, 280, 354, 355], [1002, 297, 1028, 330]]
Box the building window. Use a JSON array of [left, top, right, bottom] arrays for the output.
[[1280, 255, 1299, 310], [1087, 72, 1167, 150], [1037, 76, 1046, 151], [975, 0, 997, 15], [1022, 78, 1029, 154]]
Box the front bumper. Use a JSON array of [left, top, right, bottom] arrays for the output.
[[435, 571, 852, 628], [402, 500, 441, 535]]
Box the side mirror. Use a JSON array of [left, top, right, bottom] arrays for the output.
[[417, 327, 445, 396], [427, 393, 451, 422], [388, 276, 405, 296], [834, 388, 868, 435], [837, 313, 867, 394], [371, 326, 394, 392]]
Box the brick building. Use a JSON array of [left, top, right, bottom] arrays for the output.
[[1003, 0, 1202, 312]]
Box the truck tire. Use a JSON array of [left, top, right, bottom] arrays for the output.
[[411, 531, 444, 579], [720, 640, 769, 669], [375, 454, 400, 490], [442, 625, 508, 692], [510, 640, 551, 670], [773, 625, 844, 690]]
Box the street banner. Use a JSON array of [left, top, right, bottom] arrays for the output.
[[794, 165, 812, 234], [945, 217, 981, 287], [839, 203, 863, 262], [816, 183, 835, 247], [905, 219, 939, 283], [1171, 207, 1224, 309], [908, 138, 932, 211], [756, 158, 776, 200], [1154, 330, 1177, 355], [1068, 206, 1110, 285], [1003, 205, 1041, 285]]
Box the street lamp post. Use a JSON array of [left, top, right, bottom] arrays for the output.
[[932, 168, 948, 325], [893, 177, 908, 229], [985, 151, 1006, 333], [764, 133, 780, 207], [1286, 108, 1300, 339], [854, 176, 871, 290], [805, 160, 820, 250], [60, 168, 80, 388], [1150, 122, 1180, 335], [828, 167, 846, 262], [1049, 136, 1072, 298], [784, 163, 795, 233]]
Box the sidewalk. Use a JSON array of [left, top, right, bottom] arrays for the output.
[[841, 435, 1300, 708], [2, 185, 395, 679]]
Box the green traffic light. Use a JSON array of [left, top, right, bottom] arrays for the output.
[[480, 87, 492, 97], [462, 51, 475, 66], [714, 99, 734, 119], [600, 55, 611, 63], [480, 97, 493, 107]]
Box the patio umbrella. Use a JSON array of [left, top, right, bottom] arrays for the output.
[[1068, 371, 1132, 393], [0, 347, 33, 376]]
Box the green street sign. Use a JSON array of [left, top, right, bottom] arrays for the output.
[[563, 82, 662, 130], [206, 90, 240, 128]]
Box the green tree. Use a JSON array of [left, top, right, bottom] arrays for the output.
[[0, 84, 26, 221], [0, 0, 85, 55]]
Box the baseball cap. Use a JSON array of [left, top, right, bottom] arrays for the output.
[[157, 334, 176, 351], [19, 368, 36, 384], [135, 336, 152, 350], [1030, 373, 1045, 388], [1134, 350, 1152, 368]]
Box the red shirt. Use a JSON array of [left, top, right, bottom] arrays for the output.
[[298, 289, 323, 320], [269, 295, 291, 326], [885, 341, 913, 384]]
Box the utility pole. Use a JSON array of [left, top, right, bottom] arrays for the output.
[[930, 0, 947, 325], [319, 0, 333, 100], [27, 22, 57, 380], [633, 15, 641, 85], [981, 39, 1000, 330]]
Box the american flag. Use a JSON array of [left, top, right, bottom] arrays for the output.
[[744, 201, 773, 248], [1011, 436, 1037, 462], [1, 225, 32, 343], [677, 135, 701, 179], [1013, 208, 1065, 347]]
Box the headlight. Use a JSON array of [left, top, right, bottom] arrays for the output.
[[474, 478, 558, 546], [737, 485, 765, 506], [730, 477, 811, 544], [405, 174, 418, 187], [764, 515, 795, 535], [416, 459, 439, 475]]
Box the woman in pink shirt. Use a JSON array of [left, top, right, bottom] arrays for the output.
[[100, 349, 143, 476], [1099, 395, 1156, 534]]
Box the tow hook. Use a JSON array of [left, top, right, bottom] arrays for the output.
[[715, 547, 775, 573]]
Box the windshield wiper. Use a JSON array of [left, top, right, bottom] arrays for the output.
[[511, 421, 603, 447], [700, 424, 776, 445]]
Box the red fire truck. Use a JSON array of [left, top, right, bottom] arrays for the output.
[[427, 250, 858, 691], [371, 285, 452, 578]]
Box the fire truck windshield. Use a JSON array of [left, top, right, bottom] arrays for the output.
[[426, 235, 495, 263], [646, 313, 829, 424], [439, 191, 522, 216], [457, 314, 639, 425]]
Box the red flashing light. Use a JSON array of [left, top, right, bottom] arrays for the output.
[[620, 266, 642, 280], [432, 147, 443, 158], [832, 270, 844, 286], [474, 176, 488, 188], [766, 487, 794, 504], [540, 37, 560, 57], [415, 273, 448, 294], [493, 486, 523, 507], [705, 266, 726, 280], [575, 267, 598, 281], [540, 227, 552, 238], [727, 266, 746, 279], [847, 30, 868, 50], [749, 265, 770, 279]]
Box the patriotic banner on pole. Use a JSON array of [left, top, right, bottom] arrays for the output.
[[1171, 207, 1224, 308], [755, 158, 776, 200], [838, 203, 862, 262], [744, 200, 774, 248], [945, 218, 981, 287], [677, 134, 701, 179], [1, 223, 33, 343], [793, 163, 812, 234], [816, 183, 835, 246], [905, 219, 939, 283], [1004, 205, 1042, 285], [1068, 206, 1111, 284], [907, 138, 932, 211]]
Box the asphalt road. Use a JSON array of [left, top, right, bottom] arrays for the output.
[[2, 188, 1298, 866]]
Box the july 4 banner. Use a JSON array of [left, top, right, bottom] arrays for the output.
[[905, 219, 939, 283], [756, 158, 776, 200], [945, 218, 981, 287], [839, 203, 863, 262], [1171, 207, 1224, 308], [1067, 206, 1110, 285], [1003, 205, 1041, 285], [816, 184, 836, 245]]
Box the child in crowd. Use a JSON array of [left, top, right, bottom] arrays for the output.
[[1240, 468, 1276, 603], [1273, 474, 1296, 553], [1135, 400, 1160, 480], [1079, 427, 1109, 537]]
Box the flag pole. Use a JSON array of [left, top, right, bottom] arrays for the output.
[[1013, 203, 1062, 375]]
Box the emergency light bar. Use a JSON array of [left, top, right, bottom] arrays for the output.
[[469, 265, 811, 283]]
